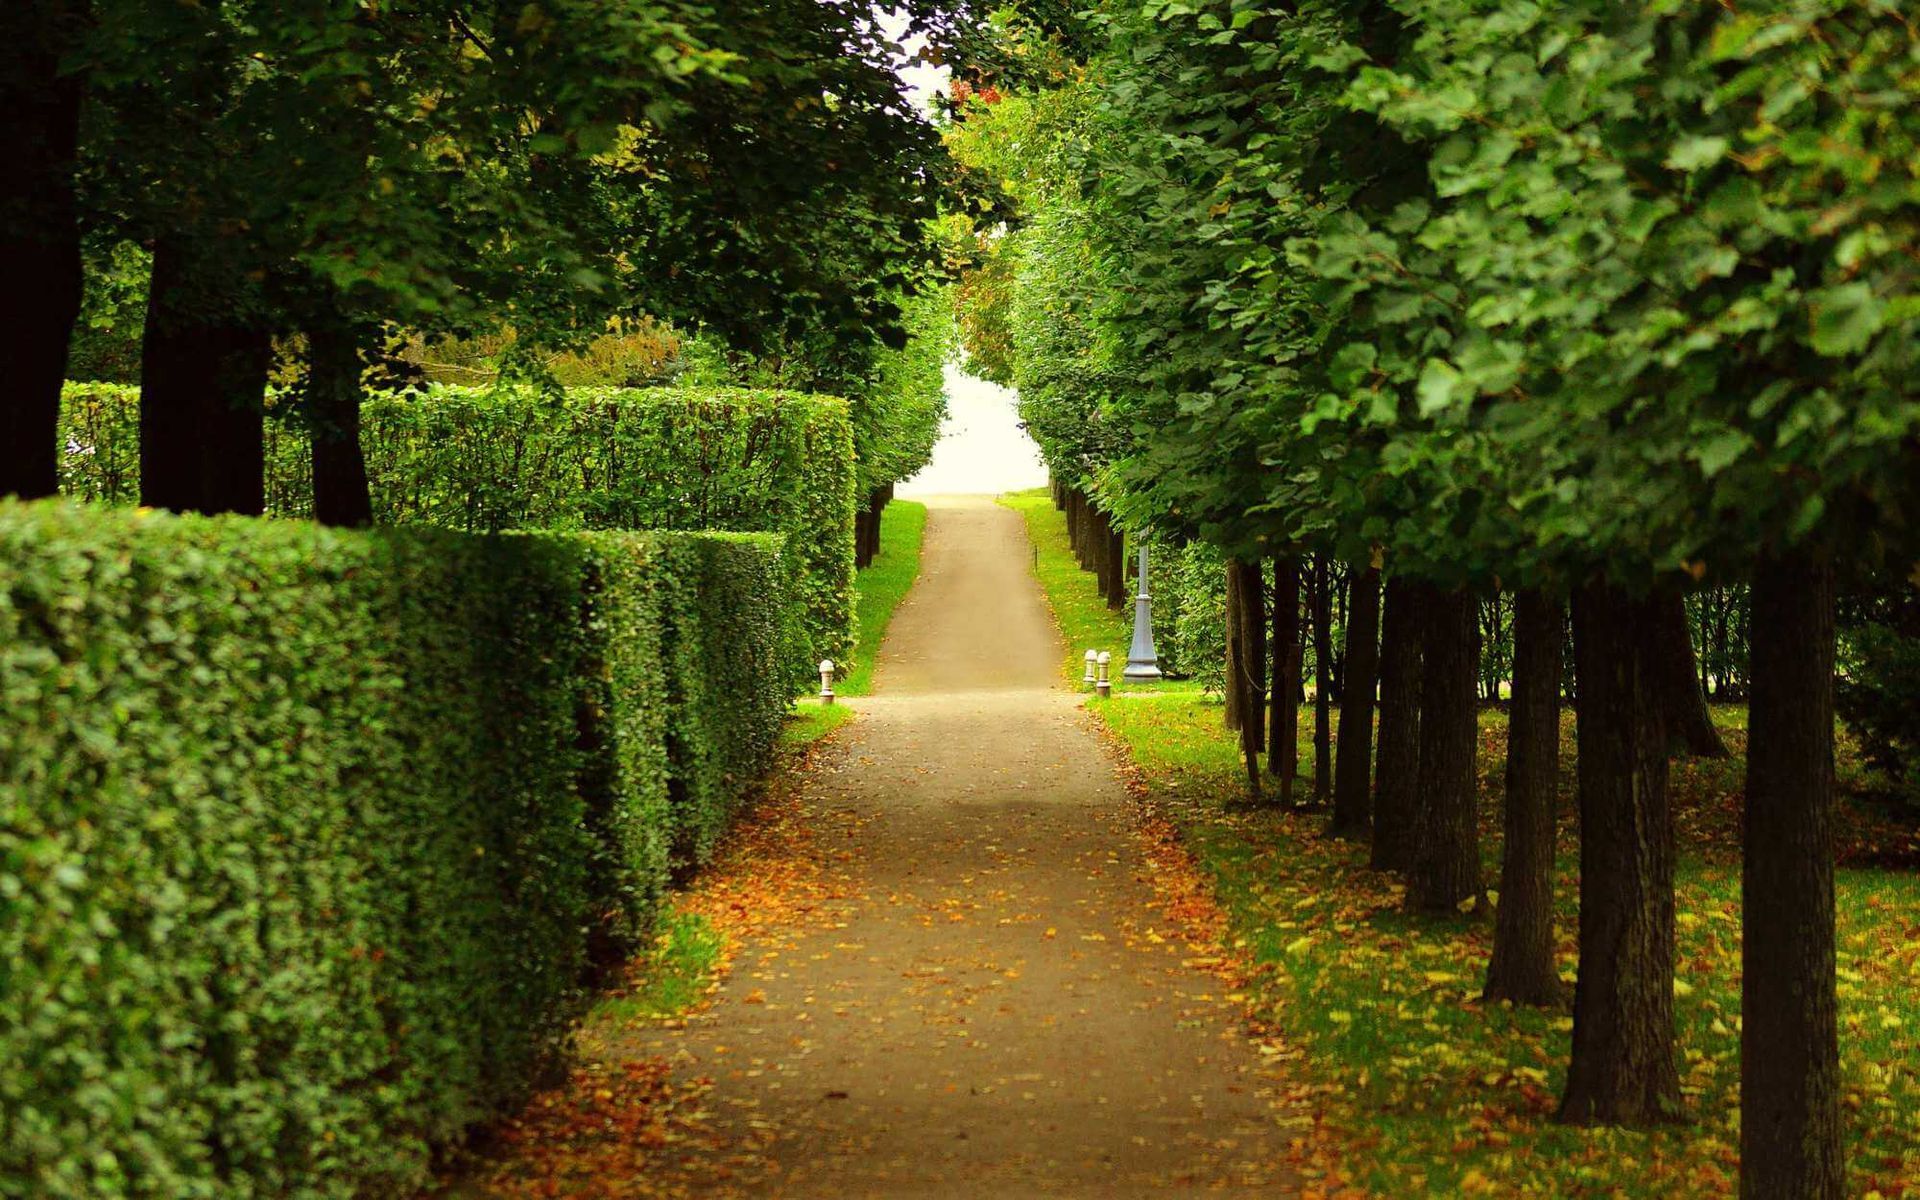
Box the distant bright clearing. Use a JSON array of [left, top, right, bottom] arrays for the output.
[[897, 364, 1048, 497]]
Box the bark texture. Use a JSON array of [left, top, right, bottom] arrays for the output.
[[1559, 582, 1683, 1126], [139, 239, 273, 515], [307, 319, 374, 528], [0, 1, 87, 499], [1406, 586, 1482, 912], [1329, 565, 1381, 837], [1484, 589, 1566, 1006], [1370, 576, 1424, 871], [1741, 549, 1842, 1200], [1311, 555, 1334, 805], [1230, 557, 1267, 801], [1653, 589, 1731, 758], [1269, 557, 1303, 804]]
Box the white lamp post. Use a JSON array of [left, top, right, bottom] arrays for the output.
[[819, 659, 836, 704], [1122, 540, 1163, 681]]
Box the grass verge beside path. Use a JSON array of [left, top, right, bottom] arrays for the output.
[[780, 499, 929, 751], [1000, 488, 1199, 693], [634, 498, 924, 1022], [1014, 494, 1920, 1199], [840, 499, 927, 696]]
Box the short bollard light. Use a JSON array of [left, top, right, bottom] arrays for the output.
[[819, 659, 836, 705], [1095, 651, 1113, 698], [1083, 648, 1099, 686]]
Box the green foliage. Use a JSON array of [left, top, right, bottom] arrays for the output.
[[0, 500, 791, 1198], [1838, 577, 1920, 806], [1000, 488, 1196, 689], [650, 531, 797, 865], [965, 0, 1920, 590], [1164, 540, 1228, 691], [56, 383, 856, 672]]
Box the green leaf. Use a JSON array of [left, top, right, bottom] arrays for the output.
[[1693, 430, 1748, 477], [1808, 283, 1887, 356], [1664, 135, 1730, 173], [1416, 359, 1469, 417]]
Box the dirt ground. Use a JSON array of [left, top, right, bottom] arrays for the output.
[[473, 496, 1302, 1198]]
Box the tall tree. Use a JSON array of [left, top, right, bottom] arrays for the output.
[[1484, 589, 1565, 1006], [1370, 576, 1423, 871], [0, 0, 88, 498], [1311, 554, 1334, 806], [1229, 556, 1267, 801], [1651, 591, 1730, 759], [1406, 587, 1481, 913], [1328, 564, 1380, 837], [1561, 583, 1681, 1125], [1269, 556, 1303, 803], [1742, 548, 1842, 1199]]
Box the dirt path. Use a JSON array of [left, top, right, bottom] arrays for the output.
[[520, 496, 1299, 1197]]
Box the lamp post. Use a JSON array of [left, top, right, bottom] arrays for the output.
[[1122, 538, 1163, 681]]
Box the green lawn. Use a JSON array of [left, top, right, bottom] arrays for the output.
[[590, 910, 728, 1024], [780, 499, 929, 749], [1014, 492, 1920, 1199], [999, 488, 1200, 694], [838, 498, 928, 697]]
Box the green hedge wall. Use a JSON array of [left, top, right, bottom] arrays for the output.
[[56, 383, 858, 673], [0, 501, 790, 1198]]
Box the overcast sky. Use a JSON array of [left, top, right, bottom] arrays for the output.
[[874, 10, 1048, 496], [898, 365, 1049, 497], [877, 8, 951, 115]]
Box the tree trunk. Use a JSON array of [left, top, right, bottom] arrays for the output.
[[1106, 528, 1127, 609], [1232, 556, 1267, 802], [1087, 503, 1104, 582], [1370, 576, 1424, 871], [872, 483, 893, 559], [1741, 548, 1841, 1200], [1312, 554, 1334, 805], [1485, 588, 1566, 1006], [307, 317, 375, 528], [1406, 587, 1482, 912], [1652, 588, 1730, 758], [0, 0, 87, 499], [1097, 511, 1112, 590], [851, 485, 890, 568], [1329, 565, 1381, 838], [1270, 556, 1302, 804], [139, 238, 273, 516], [1559, 581, 1683, 1126]]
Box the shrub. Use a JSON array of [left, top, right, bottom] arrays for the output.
[[0, 501, 790, 1198], [1164, 539, 1227, 689], [1838, 578, 1920, 808], [56, 383, 858, 674], [650, 531, 797, 868]]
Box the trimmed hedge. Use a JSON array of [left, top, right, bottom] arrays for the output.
[[0, 501, 791, 1198], [57, 382, 857, 673]]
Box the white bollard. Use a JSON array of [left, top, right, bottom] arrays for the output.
[[1083, 648, 1099, 686], [1095, 651, 1112, 698], [819, 659, 836, 705]]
